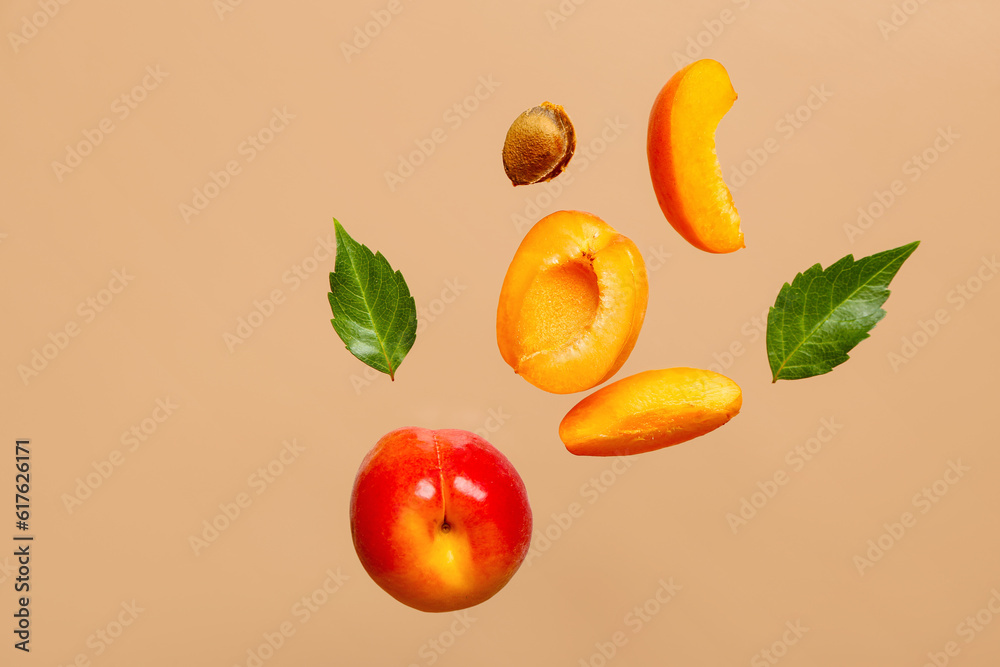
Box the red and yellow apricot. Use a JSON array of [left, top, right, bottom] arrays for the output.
[[350, 427, 532, 612], [647, 59, 745, 254], [496, 210, 648, 394], [559, 367, 742, 456]]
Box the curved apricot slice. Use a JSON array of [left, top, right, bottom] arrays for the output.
[[647, 59, 745, 254], [559, 367, 742, 456], [497, 210, 648, 394]]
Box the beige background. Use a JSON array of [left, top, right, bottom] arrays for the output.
[[3, 0, 999, 665]]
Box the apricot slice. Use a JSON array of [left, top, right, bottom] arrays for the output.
[[497, 210, 648, 394], [647, 59, 745, 254], [559, 367, 742, 456]]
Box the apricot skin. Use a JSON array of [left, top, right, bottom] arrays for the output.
[[496, 210, 648, 395], [559, 368, 742, 456], [647, 59, 744, 254]]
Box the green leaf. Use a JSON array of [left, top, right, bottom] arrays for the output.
[[767, 241, 920, 382], [328, 219, 416, 380]]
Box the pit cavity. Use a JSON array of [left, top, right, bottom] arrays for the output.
[[519, 258, 599, 353]]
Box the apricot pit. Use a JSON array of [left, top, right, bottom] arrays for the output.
[[502, 102, 576, 186]]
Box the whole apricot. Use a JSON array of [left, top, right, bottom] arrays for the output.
[[350, 427, 532, 612]]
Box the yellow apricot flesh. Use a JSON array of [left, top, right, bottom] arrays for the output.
[[559, 367, 742, 456], [647, 59, 745, 253], [497, 210, 648, 394]]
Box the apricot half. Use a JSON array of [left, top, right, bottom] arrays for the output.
[[647, 59, 745, 254], [559, 367, 742, 456], [497, 210, 648, 394]]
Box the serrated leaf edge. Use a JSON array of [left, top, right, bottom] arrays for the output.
[[329, 218, 415, 380], [769, 241, 920, 382]]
